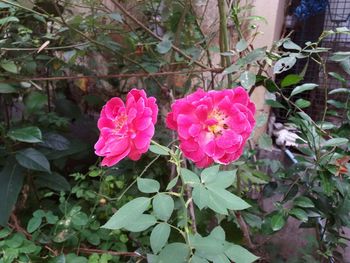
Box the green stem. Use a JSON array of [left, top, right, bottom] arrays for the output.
[[116, 155, 160, 201], [218, 0, 233, 86]]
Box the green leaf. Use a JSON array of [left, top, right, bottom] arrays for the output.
[[192, 184, 209, 210], [108, 12, 123, 22], [191, 255, 209, 263], [225, 244, 259, 263], [0, 16, 19, 25], [124, 214, 157, 232], [322, 138, 348, 147], [265, 99, 285, 109], [258, 133, 272, 151], [25, 91, 47, 112], [236, 39, 248, 52], [340, 58, 350, 75], [34, 172, 71, 192], [27, 216, 42, 233], [137, 178, 160, 193], [150, 223, 171, 253], [71, 211, 88, 226], [15, 148, 51, 173], [40, 133, 70, 151], [209, 226, 225, 241], [0, 159, 24, 226], [206, 170, 236, 189], [157, 34, 172, 54], [166, 176, 178, 190], [0, 83, 17, 93], [328, 72, 347, 83], [281, 74, 303, 88], [295, 98, 311, 108], [201, 165, 220, 184], [239, 71, 256, 89], [329, 51, 350, 62], [283, 39, 301, 51], [290, 83, 318, 97], [274, 56, 296, 74], [271, 213, 285, 231], [153, 193, 174, 221], [294, 196, 314, 208], [181, 168, 200, 185], [238, 47, 266, 66], [8, 126, 42, 143], [158, 243, 190, 263], [206, 186, 251, 211], [149, 145, 170, 155], [222, 64, 240, 75], [102, 197, 150, 229], [212, 254, 231, 263], [1, 60, 18, 73], [190, 235, 225, 256], [289, 208, 308, 222]]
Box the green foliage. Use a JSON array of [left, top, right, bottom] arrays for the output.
[[1, 0, 349, 261]]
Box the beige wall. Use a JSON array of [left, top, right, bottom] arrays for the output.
[[250, 0, 286, 142]]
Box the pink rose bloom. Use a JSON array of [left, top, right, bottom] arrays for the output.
[[166, 87, 255, 168], [95, 89, 158, 166]]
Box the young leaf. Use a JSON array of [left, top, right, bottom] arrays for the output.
[[289, 208, 308, 222], [153, 193, 174, 221], [102, 197, 151, 229], [150, 223, 171, 254], [181, 168, 200, 185], [265, 99, 285, 109], [281, 74, 303, 88], [8, 126, 42, 143], [27, 217, 42, 233], [0, 159, 24, 226], [137, 178, 160, 193], [294, 196, 314, 208], [123, 214, 157, 232], [271, 213, 285, 231], [290, 83, 318, 97], [15, 148, 51, 173], [295, 98, 311, 108]]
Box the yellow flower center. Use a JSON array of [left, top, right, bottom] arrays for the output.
[[207, 110, 228, 136]]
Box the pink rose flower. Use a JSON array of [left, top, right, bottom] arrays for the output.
[[166, 87, 255, 168], [95, 89, 158, 166]]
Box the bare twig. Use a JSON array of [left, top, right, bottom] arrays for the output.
[[6, 68, 224, 82]]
